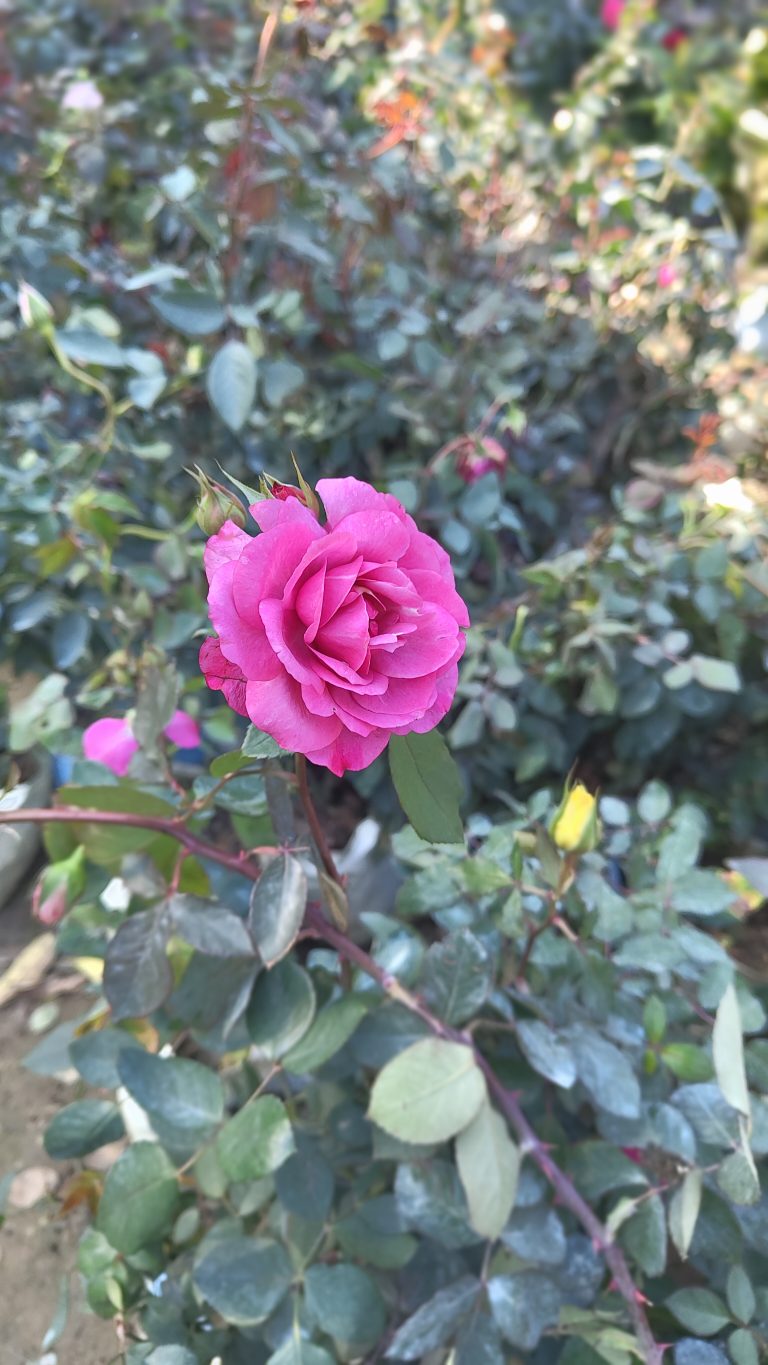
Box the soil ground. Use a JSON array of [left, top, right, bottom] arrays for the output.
[[0, 883, 115, 1365]]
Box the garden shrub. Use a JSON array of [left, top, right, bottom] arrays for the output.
[[2, 4, 768, 1363]]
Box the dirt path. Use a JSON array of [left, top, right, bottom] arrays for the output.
[[0, 887, 115, 1365]]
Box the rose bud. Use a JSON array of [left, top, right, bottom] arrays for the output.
[[455, 435, 507, 484], [32, 847, 87, 926], [191, 467, 247, 537], [551, 782, 601, 854]]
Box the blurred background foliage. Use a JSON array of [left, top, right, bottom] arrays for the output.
[[2, 0, 768, 846]]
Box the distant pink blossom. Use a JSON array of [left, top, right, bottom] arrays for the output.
[[455, 436, 507, 485], [600, 0, 625, 29], [662, 26, 687, 51], [657, 262, 677, 288], [199, 477, 469, 776], [62, 80, 103, 112], [83, 710, 201, 775]]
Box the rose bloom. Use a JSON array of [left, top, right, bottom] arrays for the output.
[[199, 477, 469, 776], [600, 0, 625, 29]]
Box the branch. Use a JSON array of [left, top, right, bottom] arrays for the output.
[[304, 903, 664, 1365], [3, 800, 663, 1363], [0, 807, 264, 882]]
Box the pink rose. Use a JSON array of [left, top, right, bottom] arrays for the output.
[[600, 0, 625, 29], [657, 262, 677, 288], [455, 436, 507, 485], [199, 476, 469, 776], [83, 710, 201, 776]]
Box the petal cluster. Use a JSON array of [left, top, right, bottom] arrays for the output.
[[199, 477, 469, 776]]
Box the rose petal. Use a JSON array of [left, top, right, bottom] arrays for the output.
[[163, 710, 201, 748], [245, 675, 342, 753], [199, 638, 249, 716], [305, 727, 391, 777], [203, 520, 252, 584], [82, 718, 138, 776], [316, 476, 405, 528]]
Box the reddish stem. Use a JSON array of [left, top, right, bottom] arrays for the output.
[[0, 806, 264, 882]]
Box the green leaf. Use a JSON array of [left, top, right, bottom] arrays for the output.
[[335, 1196, 417, 1270], [389, 730, 464, 845], [395, 1159, 480, 1249], [728, 1330, 759, 1365], [667, 1288, 731, 1336], [369, 1038, 485, 1144], [216, 1095, 294, 1183], [304, 1264, 386, 1353], [717, 1150, 760, 1206], [283, 994, 368, 1073], [487, 1272, 561, 1351], [275, 1135, 334, 1221], [690, 655, 741, 693], [98, 1142, 179, 1254], [454, 1313, 505, 1365], [713, 984, 750, 1118], [517, 1019, 577, 1088], [455, 1097, 519, 1239], [194, 1235, 292, 1325], [501, 1205, 565, 1266], [151, 287, 226, 336], [423, 930, 492, 1026], [60, 786, 177, 864], [117, 1050, 224, 1157], [44, 1100, 125, 1159], [207, 339, 257, 432], [169, 895, 254, 957], [248, 854, 307, 967], [69, 1028, 143, 1088], [668, 1169, 702, 1260], [662, 1043, 714, 1082], [104, 911, 172, 1020], [267, 1343, 335, 1365], [619, 1192, 666, 1277], [726, 1267, 755, 1325], [385, 1277, 480, 1359], [262, 358, 305, 407], [242, 725, 287, 759], [247, 958, 316, 1059], [571, 1028, 641, 1119]]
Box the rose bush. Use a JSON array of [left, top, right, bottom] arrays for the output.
[[199, 477, 469, 776]]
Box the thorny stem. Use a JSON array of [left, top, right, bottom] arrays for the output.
[[2, 799, 664, 1364]]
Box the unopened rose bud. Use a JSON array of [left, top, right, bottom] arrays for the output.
[[455, 436, 507, 485], [191, 467, 247, 536], [18, 282, 54, 332], [32, 847, 87, 926], [260, 458, 320, 517], [550, 782, 600, 854]]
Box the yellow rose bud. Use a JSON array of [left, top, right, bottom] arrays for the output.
[[550, 782, 600, 854]]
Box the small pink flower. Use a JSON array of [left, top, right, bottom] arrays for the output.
[[199, 477, 469, 776], [62, 80, 103, 112], [455, 436, 507, 485], [600, 0, 625, 29], [657, 262, 677, 288], [83, 710, 201, 775]]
